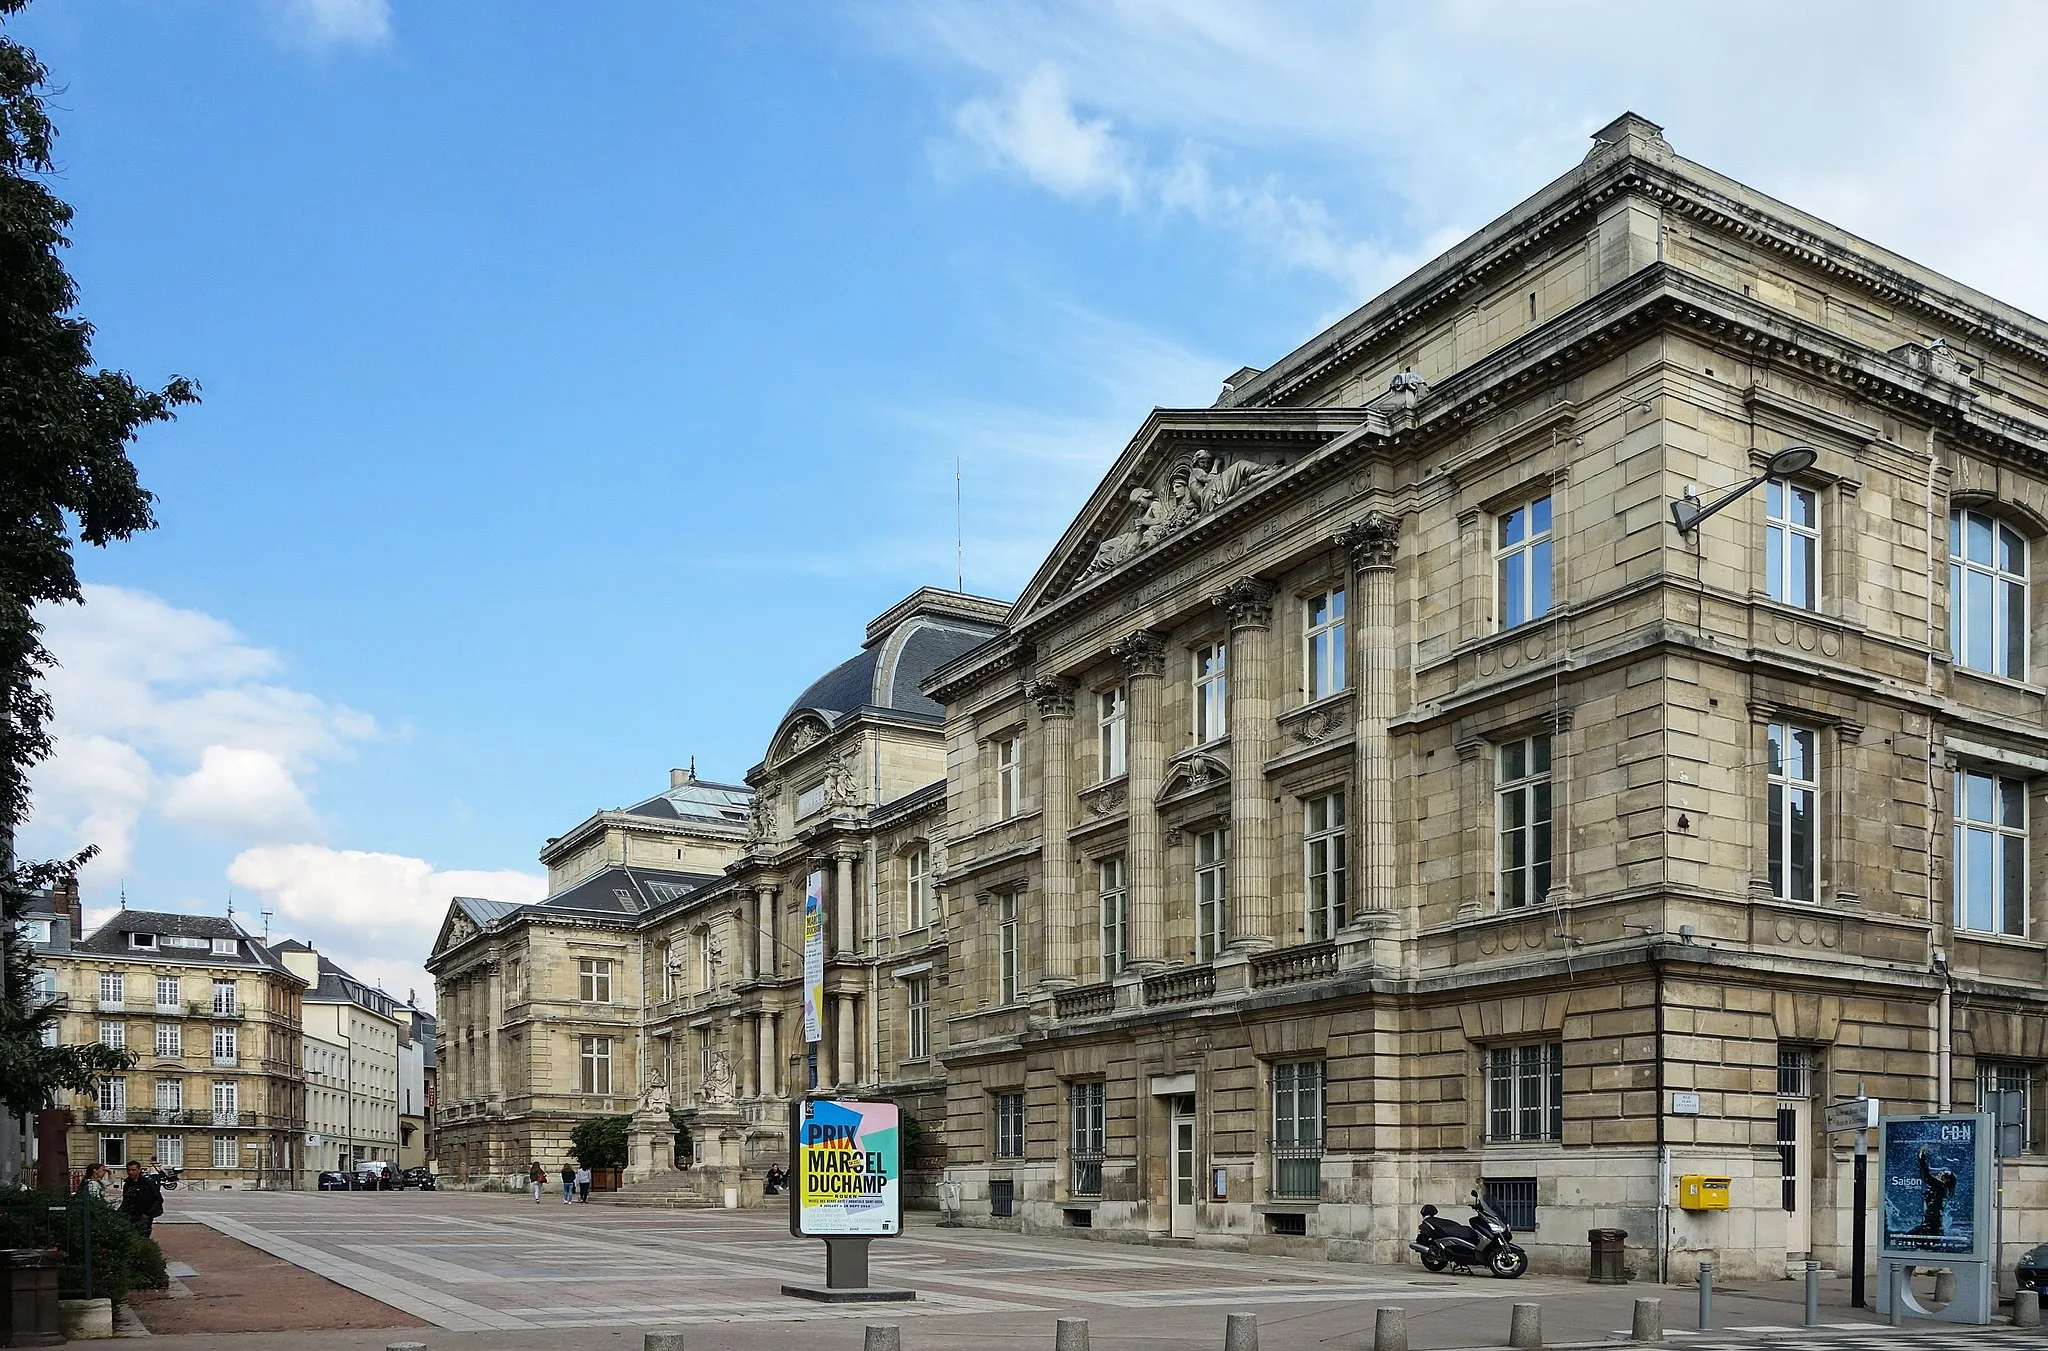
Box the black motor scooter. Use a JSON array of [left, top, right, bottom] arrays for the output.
[[1410, 1190, 1529, 1278]]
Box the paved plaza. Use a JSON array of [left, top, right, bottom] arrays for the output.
[[115, 1188, 1973, 1351]]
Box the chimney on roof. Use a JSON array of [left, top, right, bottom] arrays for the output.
[[671, 767, 686, 789], [55, 871, 82, 939]]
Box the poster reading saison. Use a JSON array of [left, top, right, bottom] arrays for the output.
[[802, 871, 825, 1044], [1880, 1114, 1986, 1258], [789, 1097, 901, 1237]]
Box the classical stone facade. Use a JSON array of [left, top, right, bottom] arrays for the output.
[[430, 113, 2048, 1281]]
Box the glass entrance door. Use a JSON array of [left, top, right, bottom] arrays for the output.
[[1171, 1100, 1196, 1238]]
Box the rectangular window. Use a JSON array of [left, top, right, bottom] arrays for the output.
[[1069, 1081, 1106, 1196], [211, 1079, 238, 1125], [698, 930, 715, 991], [98, 1076, 127, 1115], [1304, 792, 1348, 940], [99, 1022, 126, 1051], [905, 847, 930, 929], [1978, 1061, 2032, 1152], [155, 1023, 181, 1058], [997, 736, 1021, 818], [155, 1078, 181, 1114], [100, 972, 124, 1005], [213, 1025, 237, 1065], [1950, 509, 2027, 679], [1497, 735, 1553, 910], [998, 894, 1020, 1004], [580, 1035, 613, 1095], [213, 1135, 238, 1170], [578, 958, 613, 1003], [156, 1135, 183, 1169], [1496, 495, 1554, 630], [1196, 828, 1229, 962], [211, 937, 238, 957], [1486, 1043, 1563, 1142], [1955, 768, 2027, 937], [155, 976, 179, 1009], [1272, 1060, 1325, 1200], [995, 1091, 1026, 1159], [28, 968, 54, 1001], [22, 918, 50, 945], [906, 975, 930, 1061], [1304, 587, 1347, 701], [211, 980, 236, 1016], [100, 1134, 125, 1166], [1767, 723, 1819, 903], [1765, 480, 1819, 609], [1098, 687, 1128, 780], [1193, 643, 1229, 742], [129, 932, 155, 950], [1099, 856, 1129, 978]]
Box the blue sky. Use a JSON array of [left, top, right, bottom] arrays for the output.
[[16, 0, 2048, 1001]]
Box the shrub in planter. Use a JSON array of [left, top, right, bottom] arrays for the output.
[[0, 1190, 167, 1303], [569, 1115, 630, 1171]]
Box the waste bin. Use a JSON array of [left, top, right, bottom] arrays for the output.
[[1588, 1228, 1629, 1285], [0, 1247, 63, 1347]]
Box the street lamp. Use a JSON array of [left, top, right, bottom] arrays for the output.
[[1670, 445, 1818, 536]]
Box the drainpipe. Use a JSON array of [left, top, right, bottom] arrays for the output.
[[1937, 954, 1953, 1112], [1653, 945, 1669, 1284]]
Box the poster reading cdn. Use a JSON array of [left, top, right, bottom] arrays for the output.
[[1880, 1113, 1990, 1259], [789, 1098, 902, 1237]]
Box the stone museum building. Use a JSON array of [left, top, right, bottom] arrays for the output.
[[433, 113, 2048, 1281]]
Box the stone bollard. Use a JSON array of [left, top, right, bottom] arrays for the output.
[[386, 1344, 427, 1351], [1375, 1306, 1409, 1351], [1056, 1317, 1090, 1351], [1934, 1268, 1957, 1305], [864, 1326, 903, 1351], [1508, 1302, 1541, 1349], [2016, 1290, 2042, 1329], [644, 1333, 686, 1351], [1631, 1297, 1662, 1343], [1225, 1311, 1258, 1351]]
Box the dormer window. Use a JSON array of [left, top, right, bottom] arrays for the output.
[[129, 933, 156, 950], [211, 938, 238, 957]]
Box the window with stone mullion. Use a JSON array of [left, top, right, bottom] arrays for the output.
[[1496, 736, 1552, 910], [1951, 509, 2027, 679], [1304, 588, 1347, 701], [1767, 723, 1819, 903], [1099, 856, 1128, 978], [1955, 767, 2027, 937], [1304, 792, 1347, 940]]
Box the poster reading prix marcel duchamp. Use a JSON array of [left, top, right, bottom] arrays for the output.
[[795, 1099, 901, 1237], [1881, 1116, 1980, 1258]]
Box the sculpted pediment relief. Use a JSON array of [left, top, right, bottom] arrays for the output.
[[432, 907, 478, 958], [1158, 750, 1232, 804], [774, 717, 829, 764], [1081, 448, 1289, 585]]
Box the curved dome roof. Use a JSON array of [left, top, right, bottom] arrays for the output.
[[785, 611, 1002, 725]]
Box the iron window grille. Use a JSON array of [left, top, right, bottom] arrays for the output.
[[1069, 1081, 1106, 1197], [1483, 1176, 1538, 1232], [1271, 1061, 1325, 1200], [995, 1092, 1026, 1159], [1486, 1043, 1562, 1142]]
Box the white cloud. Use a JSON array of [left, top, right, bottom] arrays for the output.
[[957, 67, 1133, 201], [271, 0, 391, 50], [228, 844, 547, 1012], [889, 0, 2048, 314], [21, 585, 377, 898]]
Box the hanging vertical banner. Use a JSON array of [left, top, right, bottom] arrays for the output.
[[1880, 1113, 1992, 1259], [802, 870, 825, 1043], [788, 1097, 901, 1236]]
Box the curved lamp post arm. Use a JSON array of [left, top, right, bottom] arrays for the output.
[[1669, 445, 1818, 537]]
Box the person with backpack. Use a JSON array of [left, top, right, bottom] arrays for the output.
[[528, 1160, 544, 1203], [559, 1161, 575, 1204], [119, 1160, 164, 1237]]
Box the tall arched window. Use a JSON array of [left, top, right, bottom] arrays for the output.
[[1951, 508, 2027, 679]]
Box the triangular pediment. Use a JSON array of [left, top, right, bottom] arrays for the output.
[[430, 905, 478, 960], [1007, 408, 1375, 627]]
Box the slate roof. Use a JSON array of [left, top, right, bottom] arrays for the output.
[[620, 777, 752, 825], [537, 863, 721, 918], [786, 616, 1003, 726], [76, 909, 299, 978]]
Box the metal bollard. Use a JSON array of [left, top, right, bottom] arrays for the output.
[[1697, 1262, 1715, 1332], [864, 1326, 902, 1351], [1375, 1307, 1409, 1351], [1630, 1297, 1662, 1343], [1889, 1265, 1904, 1328], [1056, 1317, 1090, 1351], [2015, 1290, 2041, 1329], [1224, 1311, 1258, 1351], [644, 1334, 685, 1351], [1804, 1261, 1820, 1328], [1509, 1302, 1541, 1349]]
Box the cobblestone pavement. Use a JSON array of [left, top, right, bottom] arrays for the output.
[[145, 1189, 2024, 1351]]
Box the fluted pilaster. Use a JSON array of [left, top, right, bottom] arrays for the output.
[[1339, 512, 1402, 914], [1215, 578, 1277, 951], [1026, 675, 1079, 986], [1111, 630, 1168, 968]]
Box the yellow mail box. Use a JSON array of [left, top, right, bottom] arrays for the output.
[[1678, 1174, 1730, 1210]]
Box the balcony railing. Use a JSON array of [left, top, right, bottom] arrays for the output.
[[155, 1002, 182, 1015], [85, 1107, 262, 1128], [1054, 982, 1116, 1020], [1272, 1145, 1323, 1200], [1250, 941, 1338, 989], [1142, 966, 1216, 1007], [212, 1055, 238, 1067], [97, 998, 128, 1013], [1070, 1152, 1105, 1198]]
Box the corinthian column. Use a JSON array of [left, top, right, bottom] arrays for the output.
[[1338, 513, 1402, 914], [755, 883, 777, 978], [1215, 577, 1277, 950], [835, 994, 858, 1088], [739, 897, 758, 982], [1026, 676, 1078, 986], [834, 851, 857, 956], [1111, 630, 1168, 969]]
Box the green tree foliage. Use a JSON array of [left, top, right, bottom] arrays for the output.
[[0, 0, 190, 1113], [569, 1115, 630, 1171]]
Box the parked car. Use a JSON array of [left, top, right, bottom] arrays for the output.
[[316, 1170, 352, 1190], [355, 1160, 397, 1190], [399, 1167, 437, 1191], [2018, 1242, 2048, 1292]]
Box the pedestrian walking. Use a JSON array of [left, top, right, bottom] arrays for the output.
[[560, 1161, 575, 1203], [575, 1166, 591, 1203], [119, 1160, 163, 1238], [529, 1160, 544, 1203], [78, 1162, 108, 1200]]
